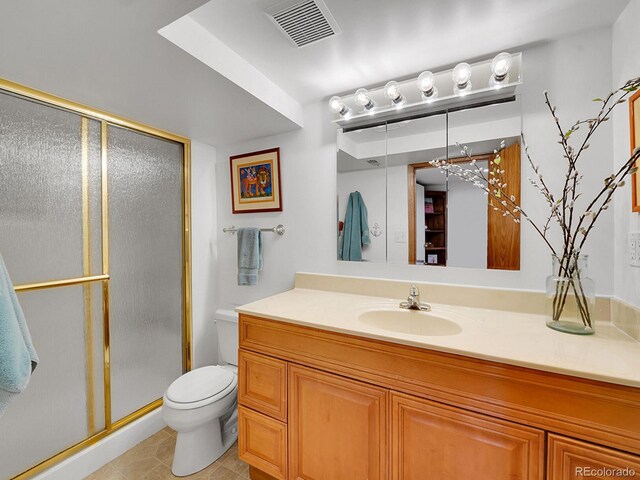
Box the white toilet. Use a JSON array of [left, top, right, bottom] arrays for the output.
[[162, 310, 239, 477]]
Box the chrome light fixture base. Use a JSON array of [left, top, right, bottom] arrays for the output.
[[329, 52, 522, 126]]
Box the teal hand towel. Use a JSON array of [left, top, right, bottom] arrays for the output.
[[237, 228, 263, 286], [338, 192, 371, 261], [0, 253, 38, 418]]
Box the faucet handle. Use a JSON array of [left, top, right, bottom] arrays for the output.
[[409, 284, 419, 296]]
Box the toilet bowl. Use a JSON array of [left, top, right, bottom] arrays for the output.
[[162, 310, 239, 476]]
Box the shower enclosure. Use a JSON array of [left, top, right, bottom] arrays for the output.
[[0, 79, 191, 480]]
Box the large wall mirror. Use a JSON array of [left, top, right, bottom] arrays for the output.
[[337, 97, 522, 270]]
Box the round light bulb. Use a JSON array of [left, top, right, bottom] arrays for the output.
[[329, 96, 348, 115], [417, 71, 434, 93], [452, 62, 472, 88], [354, 88, 374, 110], [491, 52, 512, 81], [384, 81, 403, 104], [452, 62, 472, 95], [417, 71, 438, 100]]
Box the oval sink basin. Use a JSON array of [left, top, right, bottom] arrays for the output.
[[358, 309, 463, 336]]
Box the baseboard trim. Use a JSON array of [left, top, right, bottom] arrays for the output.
[[31, 409, 165, 480]]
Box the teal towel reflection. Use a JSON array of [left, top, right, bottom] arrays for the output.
[[338, 191, 371, 261]]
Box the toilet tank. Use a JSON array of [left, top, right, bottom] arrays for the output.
[[215, 309, 239, 366]]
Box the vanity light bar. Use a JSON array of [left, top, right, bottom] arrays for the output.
[[329, 52, 522, 126]]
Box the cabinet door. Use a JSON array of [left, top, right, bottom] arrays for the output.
[[391, 392, 544, 480], [548, 434, 640, 479], [289, 365, 388, 480]]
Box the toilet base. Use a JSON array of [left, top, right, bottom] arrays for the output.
[[171, 418, 237, 477]]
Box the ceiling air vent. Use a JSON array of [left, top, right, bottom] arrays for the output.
[[265, 0, 342, 48]]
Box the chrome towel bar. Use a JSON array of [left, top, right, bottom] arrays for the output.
[[222, 225, 285, 236]]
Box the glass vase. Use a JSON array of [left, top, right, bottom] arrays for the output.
[[545, 254, 596, 335]]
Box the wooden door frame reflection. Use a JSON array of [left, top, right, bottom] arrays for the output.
[[407, 154, 493, 265]]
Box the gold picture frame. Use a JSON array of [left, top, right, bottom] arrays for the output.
[[230, 147, 282, 213], [631, 89, 640, 212]]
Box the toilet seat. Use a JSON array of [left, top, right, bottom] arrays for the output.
[[164, 366, 238, 410]]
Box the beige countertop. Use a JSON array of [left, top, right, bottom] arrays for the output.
[[237, 280, 640, 388]]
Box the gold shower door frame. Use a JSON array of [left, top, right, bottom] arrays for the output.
[[1, 77, 192, 480]]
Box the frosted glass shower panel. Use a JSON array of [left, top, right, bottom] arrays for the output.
[[0, 92, 103, 284], [0, 284, 105, 480], [108, 125, 184, 421]]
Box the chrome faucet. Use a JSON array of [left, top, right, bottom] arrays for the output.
[[399, 284, 431, 311]]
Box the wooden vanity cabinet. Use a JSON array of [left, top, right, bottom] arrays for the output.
[[237, 314, 640, 480]]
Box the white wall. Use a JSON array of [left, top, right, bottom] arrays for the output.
[[213, 28, 618, 311], [214, 101, 337, 310], [190, 141, 219, 367], [612, 0, 640, 308], [512, 26, 614, 292], [0, 0, 301, 147], [337, 169, 387, 263]]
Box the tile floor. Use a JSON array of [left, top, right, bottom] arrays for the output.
[[84, 428, 249, 480]]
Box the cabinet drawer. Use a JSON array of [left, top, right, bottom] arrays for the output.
[[238, 406, 287, 480], [391, 391, 544, 480], [239, 349, 287, 421], [548, 434, 640, 479]]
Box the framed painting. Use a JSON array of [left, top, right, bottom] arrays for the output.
[[230, 147, 282, 214], [631, 90, 640, 212]]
